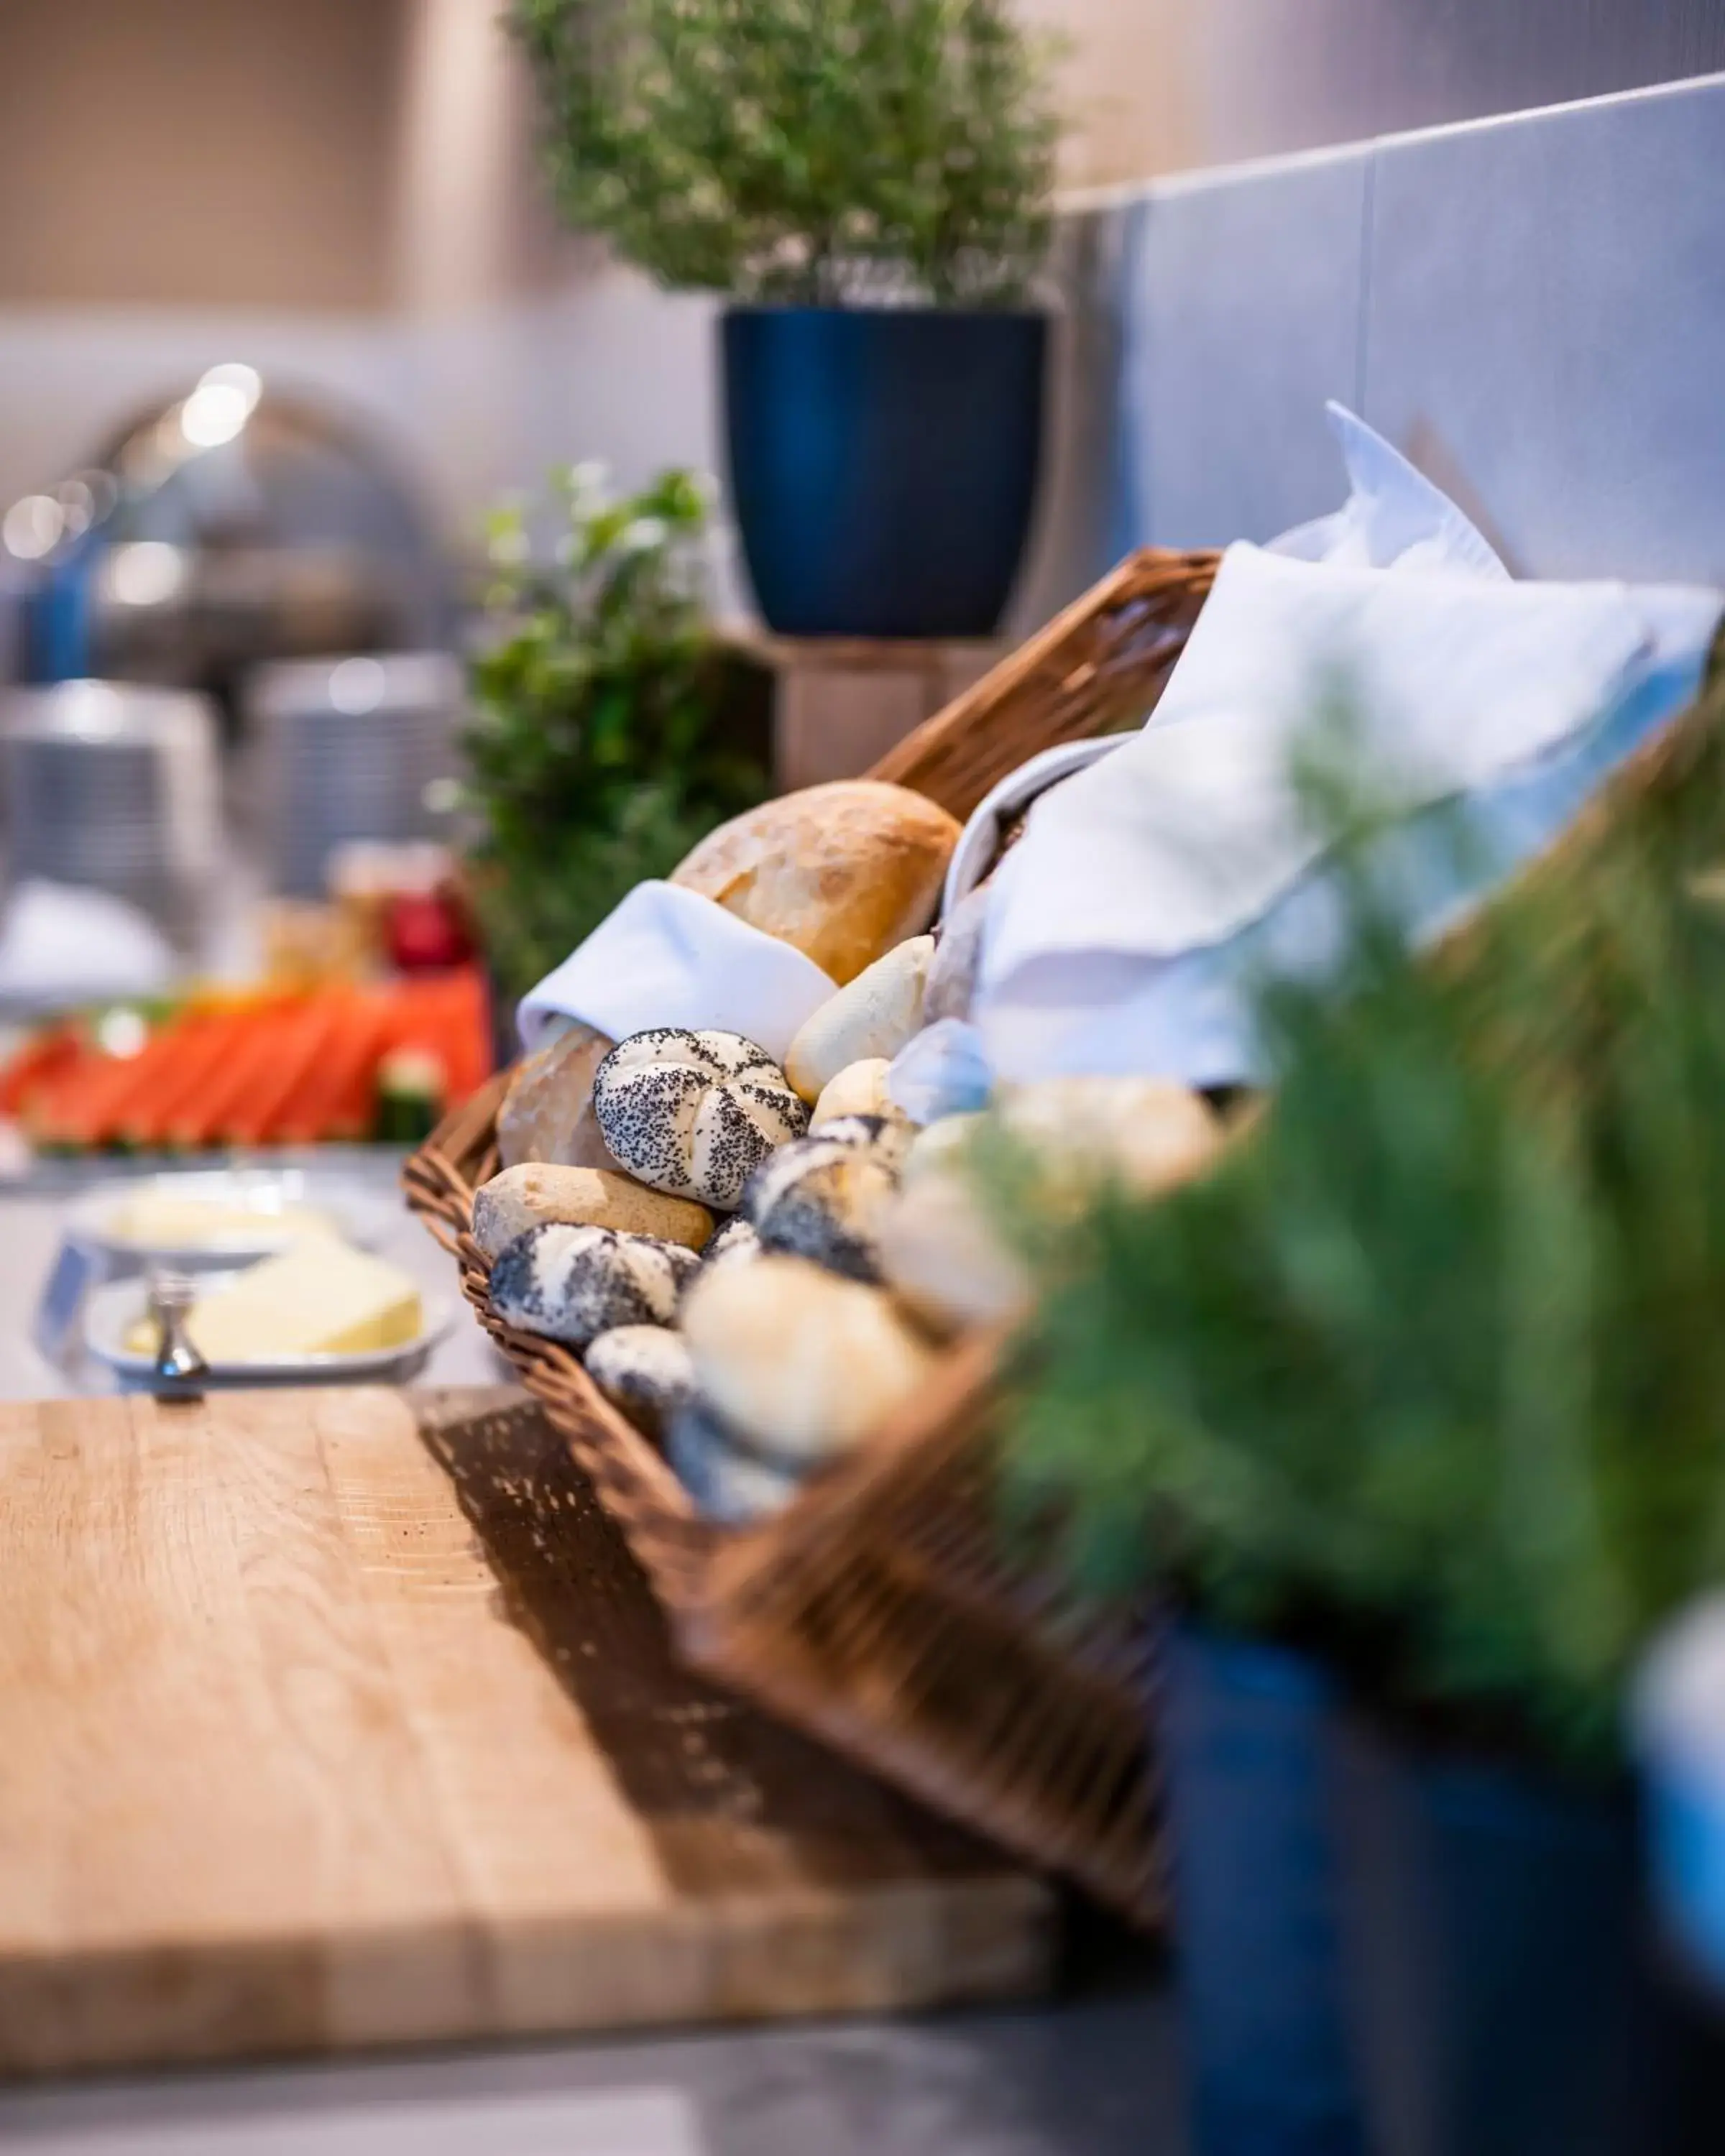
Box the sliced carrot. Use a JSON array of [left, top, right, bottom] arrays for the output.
[[110, 1013, 247, 1148], [0, 1026, 85, 1116], [225, 991, 354, 1146], [32, 1033, 179, 1148], [160, 1001, 311, 1150], [271, 988, 395, 1144]]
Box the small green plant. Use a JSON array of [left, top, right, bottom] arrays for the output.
[[510, 0, 1062, 305], [462, 464, 767, 1002], [1001, 665, 1725, 1772]]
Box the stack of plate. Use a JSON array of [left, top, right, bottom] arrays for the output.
[[246, 650, 464, 898], [0, 680, 221, 949]]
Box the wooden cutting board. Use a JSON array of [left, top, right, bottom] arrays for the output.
[[0, 1386, 1052, 2078]]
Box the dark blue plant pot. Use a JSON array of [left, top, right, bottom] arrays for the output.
[[721, 305, 1047, 639], [1331, 1720, 1725, 2156], [1158, 1624, 1368, 2156]]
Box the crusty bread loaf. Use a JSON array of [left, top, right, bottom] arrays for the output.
[[472, 1163, 713, 1261], [497, 1021, 617, 1170], [671, 781, 959, 987]]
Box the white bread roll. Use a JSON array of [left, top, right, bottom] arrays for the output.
[[809, 1057, 893, 1128], [671, 783, 958, 986], [681, 1256, 939, 1464], [878, 1169, 1034, 1337], [592, 1028, 807, 1209], [472, 1163, 714, 1260], [903, 1112, 987, 1183], [1000, 1076, 1222, 1197], [784, 936, 935, 1102]]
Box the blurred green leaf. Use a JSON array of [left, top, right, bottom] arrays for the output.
[[462, 464, 767, 1003], [510, 0, 1064, 305]]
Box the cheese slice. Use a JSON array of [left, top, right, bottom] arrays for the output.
[[126, 1242, 423, 1363]]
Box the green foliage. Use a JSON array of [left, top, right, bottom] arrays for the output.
[[509, 0, 1062, 305], [1002, 668, 1725, 1772], [462, 465, 767, 1002]]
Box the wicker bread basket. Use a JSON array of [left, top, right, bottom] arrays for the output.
[[405, 548, 1220, 1922]]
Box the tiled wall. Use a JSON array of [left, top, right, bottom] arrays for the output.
[[1117, 73, 1725, 587]]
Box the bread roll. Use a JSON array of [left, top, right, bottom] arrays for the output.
[[682, 1256, 939, 1463], [592, 1028, 807, 1209], [472, 1163, 712, 1261], [671, 782, 958, 986], [745, 1141, 898, 1284], [785, 936, 934, 1102], [585, 1325, 696, 1437], [903, 1112, 987, 1183], [923, 885, 990, 1026], [667, 1402, 804, 1524], [880, 1082, 1223, 1336], [809, 1057, 892, 1128], [701, 1215, 765, 1272], [497, 1022, 617, 1170], [878, 1169, 1033, 1336], [489, 1222, 699, 1349], [1001, 1076, 1222, 1197], [815, 1111, 916, 1174]]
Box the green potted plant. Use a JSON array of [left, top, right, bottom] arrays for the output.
[[511, 0, 1062, 639], [995, 676, 1725, 2156], [461, 462, 768, 1006]]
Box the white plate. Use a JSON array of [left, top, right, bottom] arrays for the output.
[[66, 1169, 400, 1268], [82, 1271, 456, 1390]]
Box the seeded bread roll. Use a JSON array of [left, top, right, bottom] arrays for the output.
[[671, 782, 959, 986], [681, 1255, 939, 1464], [585, 1325, 697, 1437], [785, 936, 935, 1102], [758, 1150, 898, 1283], [489, 1222, 699, 1349], [497, 1021, 617, 1170], [592, 1027, 807, 1209], [814, 1111, 915, 1174], [472, 1163, 713, 1260], [740, 1135, 855, 1223], [701, 1216, 765, 1272]]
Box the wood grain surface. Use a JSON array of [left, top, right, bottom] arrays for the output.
[[0, 1388, 1052, 2078]]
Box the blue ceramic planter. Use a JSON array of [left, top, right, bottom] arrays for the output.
[[1332, 1722, 1725, 2156], [1158, 1625, 1368, 2156], [722, 305, 1046, 639]]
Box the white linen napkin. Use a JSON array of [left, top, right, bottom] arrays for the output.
[[517, 880, 836, 1061], [1269, 402, 1510, 580], [978, 545, 1652, 1000]]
